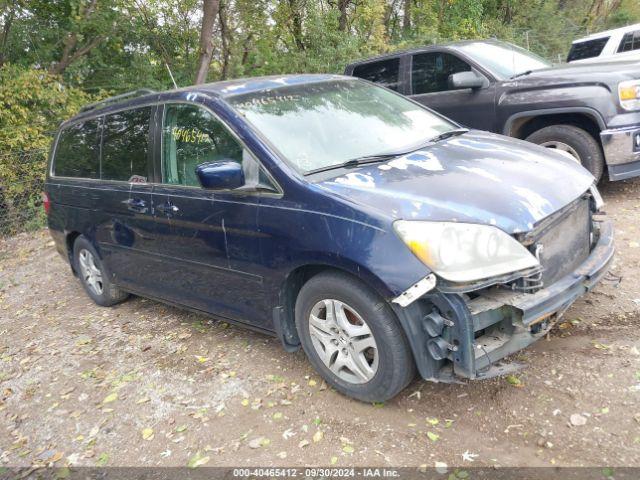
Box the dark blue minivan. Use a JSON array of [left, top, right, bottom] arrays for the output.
[[45, 75, 614, 401]]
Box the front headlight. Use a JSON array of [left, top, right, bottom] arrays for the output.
[[618, 80, 640, 111], [393, 221, 539, 283]]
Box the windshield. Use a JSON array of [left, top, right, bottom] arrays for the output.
[[226, 79, 454, 174], [456, 41, 552, 79]]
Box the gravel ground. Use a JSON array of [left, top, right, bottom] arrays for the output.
[[0, 178, 639, 470]]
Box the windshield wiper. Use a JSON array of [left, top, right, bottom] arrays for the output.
[[304, 155, 395, 176], [426, 128, 469, 143], [303, 128, 469, 176], [510, 70, 533, 79]]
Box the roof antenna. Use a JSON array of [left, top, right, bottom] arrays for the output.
[[165, 62, 178, 89]]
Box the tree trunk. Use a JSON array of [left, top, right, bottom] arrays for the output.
[[402, 0, 411, 33], [383, 0, 399, 38], [0, 8, 15, 68], [241, 32, 253, 67], [48, 0, 102, 75], [337, 0, 350, 32], [288, 0, 305, 51], [219, 0, 230, 80], [194, 0, 221, 85]]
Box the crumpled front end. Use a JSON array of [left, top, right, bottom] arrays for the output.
[[393, 189, 615, 382]]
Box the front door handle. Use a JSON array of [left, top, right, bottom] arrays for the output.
[[156, 202, 179, 216], [125, 197, 148, 213]]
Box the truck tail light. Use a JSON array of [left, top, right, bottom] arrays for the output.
[[42, 192, 51, 215]]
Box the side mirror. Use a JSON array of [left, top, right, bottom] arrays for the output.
[[196, 160, 244, 190], [448, 71, 484, 90]]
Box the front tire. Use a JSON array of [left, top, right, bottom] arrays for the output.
[[73, 236, 129, 307], [525, 124, 604, 181], [295, 271, 415, 402]]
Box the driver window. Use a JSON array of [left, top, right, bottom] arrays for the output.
[[411, 52, 472, 95], [162, 104, 244, 187]]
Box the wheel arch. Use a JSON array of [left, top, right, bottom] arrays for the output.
[[65, 231, 82, 273], [272, 262, 395, 352], [504, 108, 605, 142]]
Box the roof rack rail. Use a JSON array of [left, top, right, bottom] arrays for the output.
[[80, 88, 156, 113]]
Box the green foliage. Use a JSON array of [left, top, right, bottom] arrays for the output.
[[0, 64, 90, 235], [0, 0, 639, 236]]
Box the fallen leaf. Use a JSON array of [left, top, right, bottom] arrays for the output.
[[434, 461, 447, 474], [313, 430, 324, 443], [56, 467, 71, 479], [142, 428, 154, 440], [506, 375, 522, 387], [570, 413, 587, 426], [187, 452, 210, 468], [308, 379, 317, 387], [136, 397, 149, 404], [175, 425, 188, 433], [342, 444, 354, 454], [102, 392, 118, 404], [298, 439, 310, 448], [426, 417, 439, 426], [273, 412, 283, 420], [248, 437, 269, 449], [96, 452, 109, 466], [462, 450, 478, 462], [427, 431, 440, 442], [241, 398, 249, 407]]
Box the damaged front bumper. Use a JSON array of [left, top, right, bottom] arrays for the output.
[[393, 219, 614, 383]]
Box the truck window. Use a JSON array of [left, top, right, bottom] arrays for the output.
[[53, 120, 100, 179], [101, 107, 151, 182], [567, 37, 609, 61], [411, 52, 471, 94], [162, 104, 243, 187], [618, 30, 640, 52], [351, 58, 400, 91]]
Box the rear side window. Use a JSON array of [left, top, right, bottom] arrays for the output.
[[351, 58, 401, 91], [618, 30, 640, 52], [101, 107, 151, 182], [162, 104, 243, 187], [411, 52, 472, 94], [567, 37, 609, 61], [54, 120, 100, 178]]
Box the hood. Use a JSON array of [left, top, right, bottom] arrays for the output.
[[316, 131, 594, 234], [505, 60, 640, 86]]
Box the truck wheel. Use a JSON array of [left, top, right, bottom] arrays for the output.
[[525, 125, 604, 181], [73, 236, 129, 307], [295, 271, 415, 402]]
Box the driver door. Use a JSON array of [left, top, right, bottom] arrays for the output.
[[408, 51, 497, 131], [150, 102, 271, 327]]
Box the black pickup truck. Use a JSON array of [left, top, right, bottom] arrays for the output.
[[345, 39, 640, 182]]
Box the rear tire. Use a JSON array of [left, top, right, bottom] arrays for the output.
[[525, 124, 604, 181], [295, 271, 415, 402], [72, 236, 129, 307]]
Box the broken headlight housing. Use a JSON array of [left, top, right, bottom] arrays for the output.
[[393, 220, 539, 283]]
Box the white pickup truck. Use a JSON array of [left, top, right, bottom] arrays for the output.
[[568, 23, 640, 64]]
